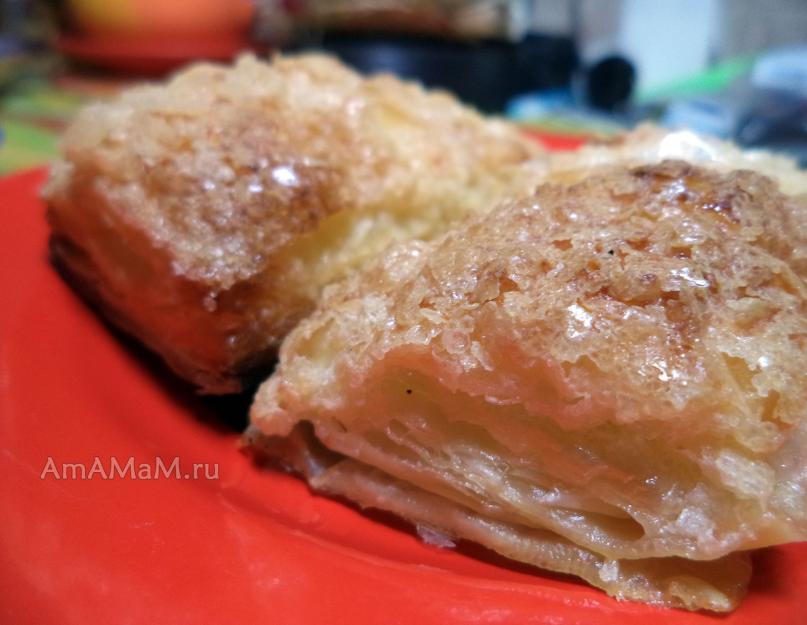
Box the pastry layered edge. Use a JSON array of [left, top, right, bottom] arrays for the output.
[[246, 161, 807, 612], [244, 424, 752, 612]]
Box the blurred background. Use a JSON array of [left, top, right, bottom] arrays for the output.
[[0, 0, 805, 174]]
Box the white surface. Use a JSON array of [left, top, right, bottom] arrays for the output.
[[619, 0, 720, 93]]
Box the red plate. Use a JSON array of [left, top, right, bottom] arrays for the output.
[[1, 168, 805, 625]]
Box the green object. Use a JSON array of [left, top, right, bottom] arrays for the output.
[[518, 114, 621, 139], [0, 76, 92, 175], [0, 118, 58, 174], [1, 78, 86, 121], [637, 55, 757, 104]]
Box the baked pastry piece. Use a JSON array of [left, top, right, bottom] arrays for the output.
[[549, 124, 807, 197], [249, 161, 807, 611], [44, 54, 545, 392]]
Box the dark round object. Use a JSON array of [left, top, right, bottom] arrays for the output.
[[585, 55, 635, 111]]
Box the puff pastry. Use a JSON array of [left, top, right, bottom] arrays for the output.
[[44, 54, 545, 392], [250, 161, 807, 611], [549, 124, 807, 197]]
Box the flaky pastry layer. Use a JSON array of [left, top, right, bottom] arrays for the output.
[[44, 53, 545, 391], [251, 162, 807, 611], [246, 424, 752, 612]]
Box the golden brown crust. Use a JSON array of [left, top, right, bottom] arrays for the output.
[[251, 162, 807, 610], [44, 53, 545, 392]]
